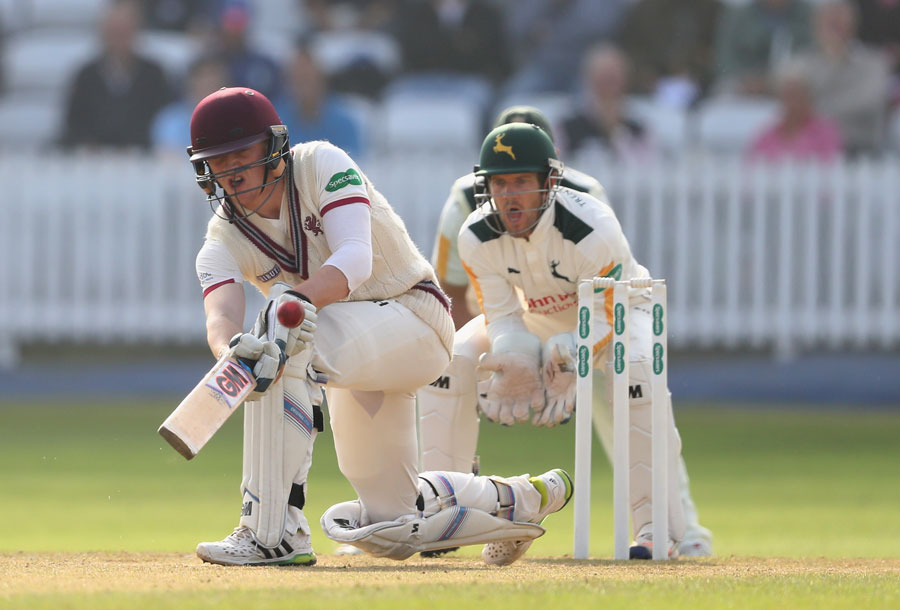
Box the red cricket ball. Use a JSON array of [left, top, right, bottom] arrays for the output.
[[276, 300, 305, 328]]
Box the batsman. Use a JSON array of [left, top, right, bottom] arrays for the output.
[[418, 121, 709, 558], [183, 87, 573, 566]]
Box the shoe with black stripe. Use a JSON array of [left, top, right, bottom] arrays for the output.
[[196, 526, 317, 566]]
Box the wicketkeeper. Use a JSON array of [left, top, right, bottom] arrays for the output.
[[418, 121, 707, 558]]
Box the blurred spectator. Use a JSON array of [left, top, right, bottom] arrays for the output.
[[796, 0, 890, 156], [503, 0, 627, 95], [748, 60, 843, 163], [151, 55, 229, 154], [618, 0, 722, 108], [60, 0, 174, 150], [301, 0, 400, 98], [206, 1, 281, 99], [143, 0, 215, 34], [558, 45, 655, 161], [392, 0, 510, 81], [856, 0, 900, 84], [273, 42, 364, 159], [714, 0, 813, 96]]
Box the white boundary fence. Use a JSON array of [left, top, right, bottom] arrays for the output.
[[588, 155, 900, 357], [0, 152, 897, 366]]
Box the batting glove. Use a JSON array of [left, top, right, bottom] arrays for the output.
[[533, 332, 577, 427], [476, 332, 544, 426], [255, 283, 318, 357], [228, 332, 286, 400]]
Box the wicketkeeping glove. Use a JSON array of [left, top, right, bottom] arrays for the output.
[[476, 332, 544, 426], [228, 332, 286, 400], [533, 332, 577, 427]]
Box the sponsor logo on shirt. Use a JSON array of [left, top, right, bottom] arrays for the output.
[[527, 291, 577, 315], [325, 168, 363, 192], [198, 272, 214, 283]]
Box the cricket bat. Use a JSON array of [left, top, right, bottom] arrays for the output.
[[158, 353, 256, 459], [158, 300, 306, 460]]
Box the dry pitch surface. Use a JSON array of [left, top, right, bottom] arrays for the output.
[[3, 552, 899, 595]]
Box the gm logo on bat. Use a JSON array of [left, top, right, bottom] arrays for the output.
[[205, 360, 254, 409]]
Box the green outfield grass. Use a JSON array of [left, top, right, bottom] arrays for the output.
[[2, 399, 899, 608]]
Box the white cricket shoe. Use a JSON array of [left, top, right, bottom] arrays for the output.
[[482, 469, 574, 566], [196, 526, 316, 566], [629, 525, 679, 560], [677, 523, 714, 557]]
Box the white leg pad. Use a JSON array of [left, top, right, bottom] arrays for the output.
[[417, 354, 480, 473], [597, 365, 704, 541], [678, 456, 702, 532], [627, 359, 685, 543], [418, 471, 544, 522], [320, 500, 544, 560], [591, 370, 615, 461], [239, 361, 317, 548]]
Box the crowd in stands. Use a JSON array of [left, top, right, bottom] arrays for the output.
[[0, 0, 898, 162]]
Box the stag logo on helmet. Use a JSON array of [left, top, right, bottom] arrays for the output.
[[493, 134, 516, 160], [325, 169, 363, 192]]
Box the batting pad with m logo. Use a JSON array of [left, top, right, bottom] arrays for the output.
[[429, 375, 450, 390]]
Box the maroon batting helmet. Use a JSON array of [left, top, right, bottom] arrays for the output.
[[187, 87, 290, 209], [188, 87, 283, 161]]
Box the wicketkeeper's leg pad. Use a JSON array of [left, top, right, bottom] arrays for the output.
[[416, 353, 480, 473], [596, 364, 704, 541], [627, 359, 685, 544], [320, 500, 545, 560]]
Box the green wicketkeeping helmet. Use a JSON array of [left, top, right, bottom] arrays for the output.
[[475, 123, 558, 178], [473, 123, 563, 236], [493, 105, 555, 143]]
